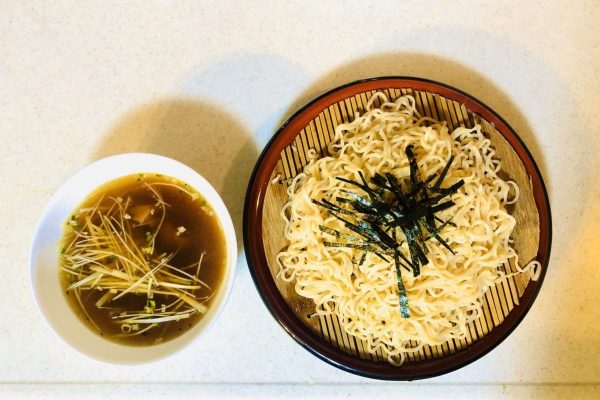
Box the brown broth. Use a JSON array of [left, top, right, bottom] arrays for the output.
[[59, 173, 227, 346]]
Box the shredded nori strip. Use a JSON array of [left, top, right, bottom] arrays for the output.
[[394, 253, 410, 318], [314, 145, 464, 318]]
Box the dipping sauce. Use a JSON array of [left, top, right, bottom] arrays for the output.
[[59, 173, 226, 346]]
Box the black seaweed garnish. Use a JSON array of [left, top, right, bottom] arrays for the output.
[[314, 145, 464, 318]]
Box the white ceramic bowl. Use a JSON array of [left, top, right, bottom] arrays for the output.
[[29, 153, 237, 364]]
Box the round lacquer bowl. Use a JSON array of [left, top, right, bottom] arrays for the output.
[[244, 77, 551, 380]]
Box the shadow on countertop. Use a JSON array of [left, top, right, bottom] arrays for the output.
[[92, 98, 258, 253], [284, 52, 549, 196]]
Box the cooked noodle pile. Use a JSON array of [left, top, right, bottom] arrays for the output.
[[276, 93, 540, 365]]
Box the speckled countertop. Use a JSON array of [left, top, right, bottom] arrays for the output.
[[1, 1, 599, 399]]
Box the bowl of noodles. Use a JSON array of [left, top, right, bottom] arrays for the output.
[[244, 77, 551, 379]]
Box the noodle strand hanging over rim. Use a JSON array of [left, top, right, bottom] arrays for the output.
[[276, 93, 540, 366]]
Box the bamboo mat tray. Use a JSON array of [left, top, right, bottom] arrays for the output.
[[244, 77, 552, 380]]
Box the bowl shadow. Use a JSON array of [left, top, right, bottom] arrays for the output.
[[92, 98, 259, 255], [283, 52, 550, 195]]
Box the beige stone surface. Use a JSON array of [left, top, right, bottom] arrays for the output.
[[1, 1, 598, 398]]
